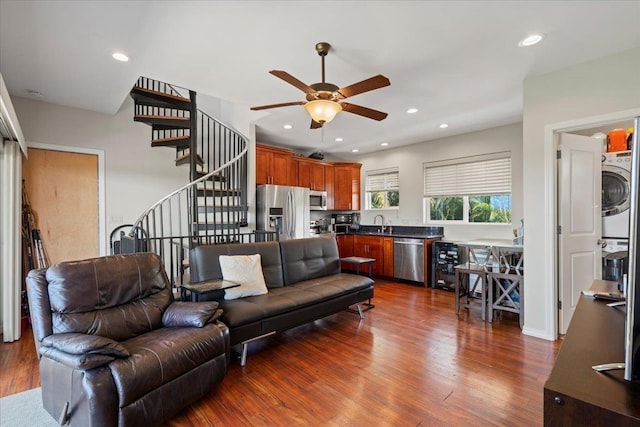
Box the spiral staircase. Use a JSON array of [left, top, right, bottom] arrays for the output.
[[127, 77, 268, 286]]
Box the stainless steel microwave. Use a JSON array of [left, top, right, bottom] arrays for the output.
[[309, 190, 327, 211]]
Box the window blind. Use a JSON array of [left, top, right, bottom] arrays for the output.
[[366, 169, 399, 192], [423, 152, 511, 197]]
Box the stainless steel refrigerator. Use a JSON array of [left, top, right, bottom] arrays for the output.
[[256, 185, 310, 240]]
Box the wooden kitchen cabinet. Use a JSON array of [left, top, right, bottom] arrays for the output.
[[336, 234, 354, 271], [353, 235, 383, 276], [383, 237, 394, 277], [256, 144, 295, 185], [297, 158, 327, 191], [324, 164, 334, 210], [333, 163, 361, 210]]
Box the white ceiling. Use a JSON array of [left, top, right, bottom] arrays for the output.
[[1, 1, 639, 156]]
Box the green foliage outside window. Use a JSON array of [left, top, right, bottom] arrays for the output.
[[429, 195, 511, 223], [429, 197, 463, 221], [469, 195, 511, 223], [369, 191, 400, 209]]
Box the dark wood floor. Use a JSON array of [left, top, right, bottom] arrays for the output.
[[1, 280, 561, 426]]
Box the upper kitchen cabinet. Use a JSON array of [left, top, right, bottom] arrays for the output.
[[333, 163, 362, 211], [256, 144, 296, 185], [296, 158, 327, 191]]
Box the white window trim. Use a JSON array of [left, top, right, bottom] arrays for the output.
[[423, 152, 512, 224], [365, 167, 399, 210]]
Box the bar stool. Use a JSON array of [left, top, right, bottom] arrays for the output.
[[455, 262, 489, 321], [488, 248, 524, 328]]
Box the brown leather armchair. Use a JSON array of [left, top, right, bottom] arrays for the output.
[[26, 252, 229, 427]]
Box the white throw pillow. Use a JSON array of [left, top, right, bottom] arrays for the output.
[[218, 254, 268, 300]]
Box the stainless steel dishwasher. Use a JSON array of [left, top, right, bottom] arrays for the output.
[[394, 238, 424, 283]]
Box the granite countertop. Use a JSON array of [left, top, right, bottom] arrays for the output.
[[335, 225, 444, 240]]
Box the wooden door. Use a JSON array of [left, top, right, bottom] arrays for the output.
[[22, 148, 98, 264]]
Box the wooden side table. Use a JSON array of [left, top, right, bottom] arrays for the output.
[[339, 256, 375, 277], [340, 256, 375, 312], [180, 279, 240, 302]]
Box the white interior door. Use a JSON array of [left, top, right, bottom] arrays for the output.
[[558, 133, 602, 333]]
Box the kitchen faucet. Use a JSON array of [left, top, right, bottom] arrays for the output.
[[373, 214, 386, 233]]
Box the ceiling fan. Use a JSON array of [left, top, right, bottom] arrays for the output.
[[250, 42, 390, 129]]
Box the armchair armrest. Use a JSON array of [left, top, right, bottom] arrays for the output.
[[39, 333, 130, 370], [39, 346, 116, 370], [42, 333, 130, 357], [162, 301, 222, 328]]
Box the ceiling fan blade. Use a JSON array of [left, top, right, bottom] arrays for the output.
[[310, 119, 323, 129], [269, 70, 315, 94], [336, 75, 390, 99], [340, 102, 388, 121], [250, 101, 305, 111]]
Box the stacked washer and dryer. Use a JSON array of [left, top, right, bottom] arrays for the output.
[[601, 149, 633, 290]]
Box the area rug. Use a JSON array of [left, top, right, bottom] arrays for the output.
[[0, 388, 57, 427]]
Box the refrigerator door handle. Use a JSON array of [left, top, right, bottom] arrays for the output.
[[290, 190, 296, 238]]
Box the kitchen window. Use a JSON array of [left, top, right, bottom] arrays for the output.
[[365, 168, 399, 210], [423, 152, 512, 224]]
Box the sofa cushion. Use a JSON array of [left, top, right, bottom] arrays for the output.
[[219, 254, 269, 300], [218, 273, 373, 328], [190, 242, 285, 288], [279, 237, 341, 286]]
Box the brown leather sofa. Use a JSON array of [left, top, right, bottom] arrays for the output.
[[189, 236, 374, 365], [26, 252, 229, 427]]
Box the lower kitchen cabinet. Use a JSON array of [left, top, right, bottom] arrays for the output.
[[353, 235, 383, 276], [336, 234, 354, 271], [383, 237, 394, 277]]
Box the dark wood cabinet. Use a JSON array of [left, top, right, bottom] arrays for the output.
[[336, 234, 354, 271], [383, 237, 394, 277], [544, 280, 640, 425], [333, 163, 361, 210], [297, 158, 327, 191], [353, 235, 383, 276], [256, 144, 295, 186]]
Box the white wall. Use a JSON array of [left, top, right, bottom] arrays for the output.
[[12, 96, 187, 255], [522, 47, 640, 340], [357, 122, 523, 242]]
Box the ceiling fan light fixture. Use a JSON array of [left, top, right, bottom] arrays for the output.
[[304, 99, 342, 124]]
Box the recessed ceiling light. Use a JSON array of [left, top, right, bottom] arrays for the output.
[[439, 123, 449, 129], [351, 149, 359, 153], [283, 124, 293, 129], [518, 33, 545, 47], [381, 142, 389, 146], [335, 137, 343, 142], [25, 89, 43, 97], [407, 108, 418, 114], [112, 52, 130, 62]]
